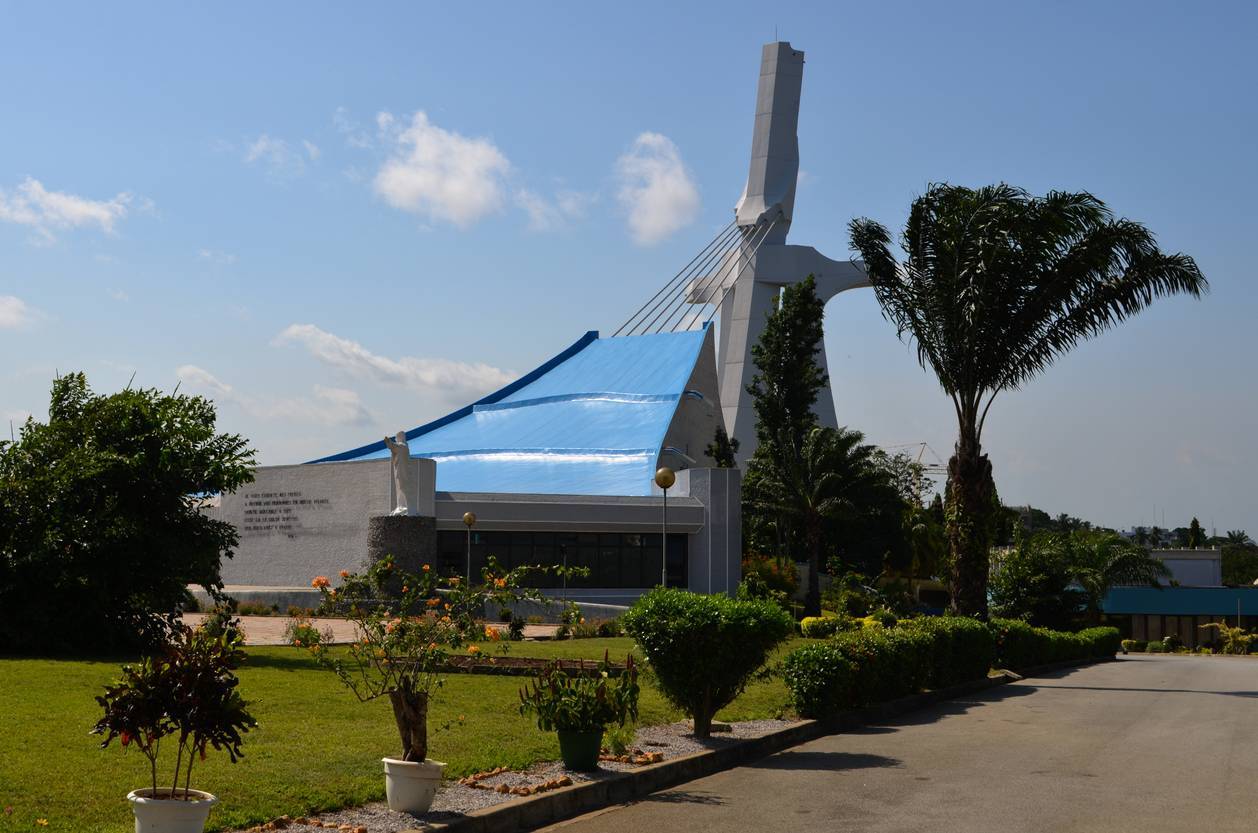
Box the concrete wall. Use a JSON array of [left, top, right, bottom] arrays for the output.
[[674, 467, 742, 596], [1154, 549, 1223, 587], [207, 458, 741, 602], [207, 458, 398, 585]]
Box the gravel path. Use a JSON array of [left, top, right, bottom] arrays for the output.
[[230, 719, 798, 832]]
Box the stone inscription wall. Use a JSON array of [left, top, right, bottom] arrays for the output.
[[240, 491, 332, 536]]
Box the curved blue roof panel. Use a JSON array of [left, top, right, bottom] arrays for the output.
[[311, 328, 709, 497]]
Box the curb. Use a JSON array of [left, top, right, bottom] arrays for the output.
[[403, 655, 1109, 833]]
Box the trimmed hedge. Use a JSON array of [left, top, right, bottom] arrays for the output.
[[785, 617, 1118, 719], [622, 588, 794, 737], [989, 618, 1121, 669], [783, 616, 993, 718], [1121, 639, 1147, 654], [800, 615, 851, 638]]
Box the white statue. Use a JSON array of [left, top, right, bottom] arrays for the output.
[[384, 431, 417, 516]]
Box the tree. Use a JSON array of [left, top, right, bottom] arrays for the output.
[[1187, 517, 1204, 548], [850, 184, 1207, 617], [747, 275, 828, 454], [989, 534, 1083, 630], [1224, 530, 1254, 547], [742, 275, 828, 566], [704, 426, 739, 468], [748, 426, 898, 615], [1069, 531, 1170, 622], [0, 373, 255, 653]]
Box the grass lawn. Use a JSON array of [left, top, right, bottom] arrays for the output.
[[0, 637, 817, 833]]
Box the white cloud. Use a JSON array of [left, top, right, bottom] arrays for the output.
[[0, 178, 133, 243], [615, 132, 700, 246], [244, 134, 316, 178], [176, 364, 373, 427], [198, 248, 237, 265], [274, 323, 515, 405], [515, 188, 594, 232], [0, 296, 33, 329], [334, 106, 373, 149], [108, 288, 130, 302], [373, 111, 511, 228]]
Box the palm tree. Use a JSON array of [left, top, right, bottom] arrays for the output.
[[850, 184, 1207, 617], [1069, 532, 1171, 623], [1225, 530, 1254, 547], [748, 425, 894, 616]]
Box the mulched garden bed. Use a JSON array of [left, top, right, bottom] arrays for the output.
[[439, 655, 630, 677], [230, 718, 796, 833]]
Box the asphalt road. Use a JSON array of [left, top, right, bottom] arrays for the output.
[[538, 655, 1258, 833]]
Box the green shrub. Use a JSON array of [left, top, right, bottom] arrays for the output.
[[782, 642, 856, 718], [989, 618, 1119, 668], [783, 616, 991, 718], [622, 588, 794, 737], [1145, 640, 1167, 653], [1162, 634, 1184, 650], [800, 615, 850, 638], [898, 616, 995, 688], [1078, 627, 1122, 658], [1120, 639, 1147, 654]]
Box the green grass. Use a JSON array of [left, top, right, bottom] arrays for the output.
[[0, 637, 816, 833]]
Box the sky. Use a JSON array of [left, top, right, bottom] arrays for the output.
[[1, 2, 1255, 534]]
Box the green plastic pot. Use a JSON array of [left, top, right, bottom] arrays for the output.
[[556, 729, 603, 771]]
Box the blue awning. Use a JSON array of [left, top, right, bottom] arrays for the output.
[[1103, 586, 1258, 615]]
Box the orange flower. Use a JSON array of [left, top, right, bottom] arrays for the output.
[[468, 645, 481, 655], [427, 641, 438, 651], [311, 576, 331, 589], [426, 597, 440, 608], [448, 577, 460, 585], [339, 569, 350, 579], [494, 578, 506, 589], [401, 585, 409, 593], [422, 564, 431, 572]]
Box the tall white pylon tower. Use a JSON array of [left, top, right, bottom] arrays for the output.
[[709, 42, 869, 463], [615, 42, 870, 464]]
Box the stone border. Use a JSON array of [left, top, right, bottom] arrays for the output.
[[402, 656, 1111, 833]]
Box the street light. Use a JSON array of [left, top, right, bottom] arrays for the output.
[[655, 467, 675, 587], [462, 511, 477, 584]]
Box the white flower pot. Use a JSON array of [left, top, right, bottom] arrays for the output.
[[382, 757, 444, 814], [126, 788, 217, 833]]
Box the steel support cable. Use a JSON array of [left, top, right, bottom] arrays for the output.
[[664, 219, 775, 333], [702, 216, 780, 327], [612, 219, 738, 336], [634, 222, 745, 336]]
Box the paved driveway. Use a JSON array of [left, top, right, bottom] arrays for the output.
[[540, 656, 1258, 833]]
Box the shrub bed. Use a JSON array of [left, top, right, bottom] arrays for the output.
[[1121, 639, 1147, 654], [783, 616, 991, 718], [989, 619, 1120, 668], [785, 617, 1117, 719]]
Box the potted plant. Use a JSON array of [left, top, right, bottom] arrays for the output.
[[308, 557, 466, 813], [518, 653, 639, 771], [93, 619, 256, 833], [307, 555, 589, 811]]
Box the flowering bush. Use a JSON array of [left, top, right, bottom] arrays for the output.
[[308, 557, 462, 762], [308, 554, 586, 761], [92, 618, 256, 798]]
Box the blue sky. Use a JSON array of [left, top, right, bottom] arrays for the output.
[[2, 2, 1254, 534]]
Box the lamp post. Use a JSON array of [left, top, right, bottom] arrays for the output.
[[655, 467, 675, 587], [560, 543, 568, 604], [462, 511, 477, 584]]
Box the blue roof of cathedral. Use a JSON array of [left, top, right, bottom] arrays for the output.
[[309, 327, 708, 496]]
